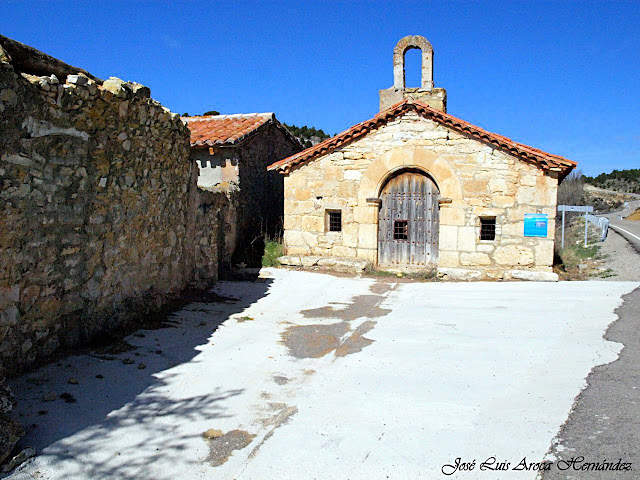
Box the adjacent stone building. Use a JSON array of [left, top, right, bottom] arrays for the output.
[[182, 113, 302, 267], [270, 35, 576, 280]]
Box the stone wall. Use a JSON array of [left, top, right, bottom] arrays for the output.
[[192, 188, 239, 286], [0, 39, 244, 462], [282, 111, 559, 279], [0, 48, 230, 374], [0, 375, 22, 464]]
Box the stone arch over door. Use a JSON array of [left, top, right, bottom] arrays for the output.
[[356, 146, 463, 266], [378, 169, 439, 266], [357, 146, 462, 203]]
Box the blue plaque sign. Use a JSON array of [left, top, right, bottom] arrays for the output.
[[524, 214, 548, 237]]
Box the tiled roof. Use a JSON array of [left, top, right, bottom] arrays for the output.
[[181, 113, 275, 147], [268, 99, 577, 179]]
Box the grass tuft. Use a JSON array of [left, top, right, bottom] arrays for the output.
[[364, 266, 438, 281], [261, 236, 284, 267]]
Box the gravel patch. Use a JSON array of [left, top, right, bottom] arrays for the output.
[[597, 229, 640, 281]]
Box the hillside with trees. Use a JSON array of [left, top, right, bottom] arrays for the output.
[[282, 123, 332, 148], [584, 169, 640, 194], [558, 170, 637, 213]]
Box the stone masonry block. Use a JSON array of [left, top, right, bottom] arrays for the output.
[[283, 214, 299, 230], [489, 177, 508, 193], [344, 170, 362, 181], [457, 226, 477, 252], [358, 223, 378, 249], [357, 248, 377, 263], [516, 186, 536, 204], [353, 206, 376, 224], [492, 195, 515, 208], [460, 252, 491, 266], [440, 207, 465, 226], [535, 241, 554, 267], [493, 245, 534, 266], [301, 215, 324, 232], [342, 223, 359, 248], [323, 165, 343, 182], [520, 175, 537, 187], [439, 225, 458, 251], [501, 221, 524, 237], [337, 181, 357, 197], [284, 230, 306, 247], [294, 188, 312, 201], [438, 250, 459, 268], [331, 245, 356, 257], [285, 246, 310, 256]]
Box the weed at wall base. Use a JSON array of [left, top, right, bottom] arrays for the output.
[[262, 236, 284, 267]]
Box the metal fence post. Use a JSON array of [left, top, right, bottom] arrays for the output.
[[561, 210, 565, 249], [584, 214, 588, 247]]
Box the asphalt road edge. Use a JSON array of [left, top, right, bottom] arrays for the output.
[[609, 225, 640, 255], [540, 286, 640, 479]]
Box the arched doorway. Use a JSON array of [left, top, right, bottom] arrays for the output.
[[378, 169, 440, 267]]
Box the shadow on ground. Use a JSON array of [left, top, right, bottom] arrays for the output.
[[3, 277, 273, 479]]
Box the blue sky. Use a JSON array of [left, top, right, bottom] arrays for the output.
[[2, 0, 638, 175]]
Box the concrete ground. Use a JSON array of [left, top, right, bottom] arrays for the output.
[[3, 270, 639, 480]]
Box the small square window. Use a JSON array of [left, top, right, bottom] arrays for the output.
[[480, 217, 496, 241], [327, 210, 342, 232], [393, 220, 409, 240]]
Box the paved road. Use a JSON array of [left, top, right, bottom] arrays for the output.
[[542, 287, 640, 480], [4, 270, 639, 480], [602, 200, 640, 252]]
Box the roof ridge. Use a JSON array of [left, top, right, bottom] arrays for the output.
[[268, 99, 576, 180], [182, 112, 274, 122]]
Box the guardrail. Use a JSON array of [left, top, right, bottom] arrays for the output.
[[585, 214, 610, 242]]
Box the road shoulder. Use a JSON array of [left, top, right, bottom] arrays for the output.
[[542, 286, 640, 479], [597, 229, 640, 281]]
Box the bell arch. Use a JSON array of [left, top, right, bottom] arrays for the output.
[[393, 35, 434, 90]]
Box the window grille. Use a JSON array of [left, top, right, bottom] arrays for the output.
[[327, 210, 342, 232], [393, 220, 409, 240], [480, 217, 496, 241]]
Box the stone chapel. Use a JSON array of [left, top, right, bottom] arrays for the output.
[[269, 35, 576, 280]]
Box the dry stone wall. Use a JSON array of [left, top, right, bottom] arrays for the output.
[[0, 38, 242, 465], [283, 111, 558, 279], [0, 54, 218, 374]]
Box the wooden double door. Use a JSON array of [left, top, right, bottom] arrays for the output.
[[378, 170, 439, 267]]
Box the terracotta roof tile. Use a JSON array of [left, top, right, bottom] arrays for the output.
[[268, 99, 577, 180], [181, 113, 275, 147]]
